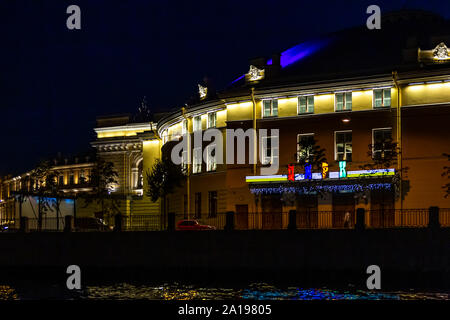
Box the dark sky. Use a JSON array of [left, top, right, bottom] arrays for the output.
[[0, 0, 449, 176]]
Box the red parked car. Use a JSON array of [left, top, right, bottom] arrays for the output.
[[176, 220, 216, 231]]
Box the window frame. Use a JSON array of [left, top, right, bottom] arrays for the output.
[[262, 135, 279, 165], [262, 99, 278, 118], [297, 95, 314, 114], [334, 130, 353, 162], [193, 147, 202, 174], [193, 116, 202, 132], [181, 119, 188, 135], [207, 112, 217, 129], [372, 127, 393, 159], [194, 192, 202, 219], [206, 144, 217, 172], [208, 191, 218, 218], [335, 92, 352, 112], [372, 88, 391, 108], [297, 133, 315, 163]]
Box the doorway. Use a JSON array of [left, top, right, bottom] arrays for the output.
[[235, 204, 248, 230], [332, 192, 355, 228]]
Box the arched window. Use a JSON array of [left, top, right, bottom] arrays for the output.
[[137, 160, 143, 189]]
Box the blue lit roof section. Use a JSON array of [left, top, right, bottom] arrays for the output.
[[267, 37, 332, 68], [228, 36, 332, 86]]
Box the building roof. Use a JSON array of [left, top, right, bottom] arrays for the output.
[[217, 10, 450, 95]]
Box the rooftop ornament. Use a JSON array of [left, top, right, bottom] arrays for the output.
[[433, 42, 449, 60], [198, 84, 207, 99], [418, 42, 450, 64], [247, 65, 264, 82]]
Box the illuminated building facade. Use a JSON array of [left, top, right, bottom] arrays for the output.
[[0, 156, 94, 224], [1, 11, 449, 229]]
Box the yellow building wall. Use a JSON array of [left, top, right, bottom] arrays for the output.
[[402, 82, 450, 106], [352, 90, 373, 111], [216, 109, 227, 128], [97, 128, 147, 139], [227, 102, 253, 122], [278, 97, 298, 117], [140, 139, 162, 215], [391, 87, 398, 108], [314, 94, 334, 114]]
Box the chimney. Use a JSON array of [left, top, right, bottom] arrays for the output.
[[271, 53, 281, 67]]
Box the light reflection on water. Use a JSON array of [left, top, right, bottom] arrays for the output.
[[0, 282, 449, 300]]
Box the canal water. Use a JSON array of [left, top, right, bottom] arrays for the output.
[[0, 282, 448, 300]]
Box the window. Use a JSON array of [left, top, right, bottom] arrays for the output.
[[79, 170, 85, 183], [137, 162, 143, 188], [262, 135, 279, 165], [297, 133, 315, 162], [335, 92, 352, 111], [298, 95, 314, 114], [69, 173, 74, 185], [208, 191, 218, 218], [194, 192, 201, 219], [193, 147, 202, 173], [181, 120, 188, 135], [262, 99, 278, 117], [372, 128, 392, 160], [373, 88, 391, 108], [207, 112, 217, 128], [162, 129, 168, 144], [335, 131, 352, 162], [181, 150, 188, 172], [193, 116, 202, 131], [206, 145, 216, 172], [59, 175, 64, 185]]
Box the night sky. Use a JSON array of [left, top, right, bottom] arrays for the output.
[[1, 0, 449, 176]]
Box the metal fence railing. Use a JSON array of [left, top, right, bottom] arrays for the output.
[[27, 217, 66, 231], [1, 208, 449, 232]]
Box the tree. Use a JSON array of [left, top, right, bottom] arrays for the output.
[[295, 135, 327, 172], [146, 155, 185, 226], [80, 157, 119, 221], [358, 136, 409, 226], [359, 136, 409, 200], [29, 160, 60, 231], [442, 153, 450, 198]]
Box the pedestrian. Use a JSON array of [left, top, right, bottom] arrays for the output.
[[344, 211, 351, 228]]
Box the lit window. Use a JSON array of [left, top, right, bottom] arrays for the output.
[[335, 131, 352, 161], [193, 147, 202, 173], [206, 145, 216, 172], [181, 120, 188, 135], [372, 128, 392, 160], [181, 150, 188, 172], [262, 99, 278, 117], [298, 95, 314, 114], [207, 112, 217, 128], [262, 135, 279, 165], [373, 89, 391, 108], [335, 92, 352, 111], [162, 129, 168, 144], [193, 116, 202, 131], [297, 134, 315, 162]]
